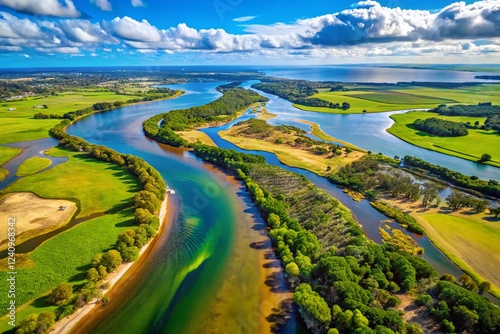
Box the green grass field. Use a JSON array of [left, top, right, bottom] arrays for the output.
[[0, 146, 22, 180], [3, 147, 140, 218], [0, 146, 140, 326], [418, 213, 500, 298], [0, 90, 142, 144], [16, 157, 52, 176], [0, 146, 21, 165], [0, 208, 136, 328], [295, 84, 500, 114], [387, 111, 500, 167]]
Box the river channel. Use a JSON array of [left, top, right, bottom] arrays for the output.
[[4, 75, 499, 332], [67, 82, 307, 333], [67, 79, 500, 332]]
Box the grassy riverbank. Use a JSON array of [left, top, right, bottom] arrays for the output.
[[177, 130, 217, 146], [0, 89, 183, 144], [16, 157, 52, 176], [0, 146, 141, 328], [382, 196, 500, 298], [0, 146, 21, 180], [387, 111, 500, 166], [419, 213, 500, 298], [3, 147, 140, 218], [0, 90, 143, 144], [0, 209, 136, 332]]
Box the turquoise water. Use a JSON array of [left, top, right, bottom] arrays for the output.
[[67, 82, 306, 333]]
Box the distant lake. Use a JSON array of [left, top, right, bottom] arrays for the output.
[[257, 65, 500, 83]]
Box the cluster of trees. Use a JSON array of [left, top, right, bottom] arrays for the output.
[[16, 102, 168, 333], [33, 113, 61, 119], [252, 80, 330, 101], [416, 279, 500, 333], [432, 103, 500, 117], [252, 81, 351, 110], [163, 87, 267, 130], [485, 115, 500, 133], [445, 190, 489, 212], [236, 118, 305, 138], [431, 102, 500, 133], [215, 81, 242, 92], [413, 118, 468, 137], [403, 156, 500, 198], [331, 157, 429, 205], [15, 312, 56, 334], [143, 87, 267, 147]]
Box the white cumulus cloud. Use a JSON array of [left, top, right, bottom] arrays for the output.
[[92, 0, 112, 12], [108, 17, 162, 42], [0, 0, 80, 18]]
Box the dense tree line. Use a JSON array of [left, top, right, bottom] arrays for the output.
[[403, 156, 500, 198], [216, 81, 243, 92], [413, 118, 468, 137], [143, 87, 268, 147], [162, 87, 267, 130], [431, 103, 500, 117]]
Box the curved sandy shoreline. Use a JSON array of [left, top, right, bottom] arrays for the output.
[[50, 194, 169, 334]]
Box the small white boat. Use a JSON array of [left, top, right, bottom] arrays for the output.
[[166, 186, 176, 195]]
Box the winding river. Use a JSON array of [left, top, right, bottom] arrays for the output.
[[67, 82, 307, 333], [66, 79, 500, 331], [3, 74, 499, 332]]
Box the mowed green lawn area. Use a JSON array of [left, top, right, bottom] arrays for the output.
[[2, 147, 140, 218], [295, 84, 500, 114], [0, 146, 21, 164], [0, 146, 21, 180], [387, 111, 500, 167], [16, 157, 52, 176], [0, 90, 141, 144], [418, 213, 500, 298]]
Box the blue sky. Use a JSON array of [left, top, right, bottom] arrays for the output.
[[0, 0, 498, 67]]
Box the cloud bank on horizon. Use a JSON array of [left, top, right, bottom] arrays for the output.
[[0, 0, 499, 65]]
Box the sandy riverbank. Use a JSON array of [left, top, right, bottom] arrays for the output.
[[50, 194, 170, 334]]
